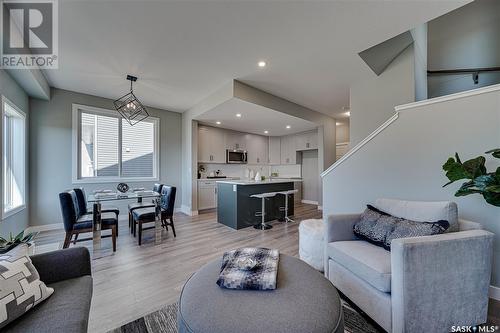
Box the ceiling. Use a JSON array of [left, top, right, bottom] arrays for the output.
[[195, 98, 317, 136], [44, 0, 469, 118]]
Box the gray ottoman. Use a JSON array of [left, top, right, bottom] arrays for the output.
[[178, 254, 343, 333]]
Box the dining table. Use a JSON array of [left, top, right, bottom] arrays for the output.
[[87, 191, 162, 252]]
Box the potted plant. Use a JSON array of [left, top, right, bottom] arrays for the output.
[[0, 230, 39, 254], [442, 149, 500, 207]]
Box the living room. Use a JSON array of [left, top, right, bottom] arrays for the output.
[[0, 0, 499, 332]]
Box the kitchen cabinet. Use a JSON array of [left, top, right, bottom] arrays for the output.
[[294, 181, 302, 204], [198, 180, 217, 210], [268, 137, 281, 165], [280, 135, 296, 165], [295, 130, 318, 151], [336, 142, 350, 160], [246, 134, 268, 164], [198, 126, 226, 163], [224, 131, 247, 151]]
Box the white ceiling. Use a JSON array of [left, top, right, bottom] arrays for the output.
[[44, 0, 469, 117], [195, 98, 317, 136]]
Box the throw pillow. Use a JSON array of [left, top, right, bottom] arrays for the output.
[[353, 205, 450, 251], [0, 244, 54, 329]]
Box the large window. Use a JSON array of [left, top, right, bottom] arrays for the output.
[[2, 97, 26, 219], [73, 104, 159, 182]]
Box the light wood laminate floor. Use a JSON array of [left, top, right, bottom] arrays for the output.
[[35, 203, 500, 332], [35, 203, 322, 333]]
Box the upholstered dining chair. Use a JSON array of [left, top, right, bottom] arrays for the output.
[[59, 190, 118, 252], [74, 187, 120, 235], [128, 183, 164, 234], [131, 185, 177, 245]]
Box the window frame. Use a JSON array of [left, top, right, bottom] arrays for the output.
[[72, 104, 160, 184], [1, 96, 27, 220]]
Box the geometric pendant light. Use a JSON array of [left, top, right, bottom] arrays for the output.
[[113, 75, 149, 126]]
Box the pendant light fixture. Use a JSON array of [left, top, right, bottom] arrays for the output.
[[113, 75, 149, 126]]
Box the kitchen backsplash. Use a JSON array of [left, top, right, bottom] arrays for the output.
[[199, 163, 301, 179]]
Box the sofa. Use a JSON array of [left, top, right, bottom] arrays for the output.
[[324, 199, 494, 333], [3, 247, 93, 333]]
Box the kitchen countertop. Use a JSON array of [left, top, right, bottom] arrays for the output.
[[197, 177, 240, 182], [216, 178, 302, 185]]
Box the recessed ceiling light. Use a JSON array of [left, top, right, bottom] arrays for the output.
[[236, 113, 242, 118], [258, 61, 267, 68], [264, 130, 269, 134], [336, 122, 341, 126], [216, 121, 221, 125], [286, 125, 291, 129]]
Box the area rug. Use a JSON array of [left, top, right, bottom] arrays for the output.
[[108, 300, 382, 333]]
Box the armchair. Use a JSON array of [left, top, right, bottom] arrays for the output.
[[324, 199, 494, 333]]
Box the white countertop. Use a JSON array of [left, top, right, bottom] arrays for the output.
[[197, 177, 239, 182], [216, 178, 302, 185]]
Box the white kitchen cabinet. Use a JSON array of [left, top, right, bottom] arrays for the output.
[[295, 130, 318, 151], [268, 137, 281, 165], [246, 134, 268, 164], [198, 180, 217, 210], [198, 126, 226, 163], [224, 131, 247, 151], [280, 135, 296, 165]]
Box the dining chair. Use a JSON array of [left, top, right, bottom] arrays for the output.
[[128, 183, 164, 234], [131, 185, 177, 245], [74, 187, 120, 236], [59, 190, 118, 252]]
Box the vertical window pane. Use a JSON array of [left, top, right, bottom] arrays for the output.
[[121, 120, 154, 178], [2, 101, 25, 214], [80, 113, 95, 177]]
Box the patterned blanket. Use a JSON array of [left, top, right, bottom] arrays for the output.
[[216, 247, 279, 290]]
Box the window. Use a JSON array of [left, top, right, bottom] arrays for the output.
[[73, 104, 159, 182], [2, 97, 26, 218]]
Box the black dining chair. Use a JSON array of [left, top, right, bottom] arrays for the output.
[[128, 183, 164, 234], [131, 186, 177, 245], [74, 187, 120, 236], [59, 190, 118, 252]]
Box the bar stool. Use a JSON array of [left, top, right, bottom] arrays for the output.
[[278, 189, 298, 223], [250, 192, 277, 230]]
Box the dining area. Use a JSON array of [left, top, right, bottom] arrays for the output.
[[58, 183, 177, 253]]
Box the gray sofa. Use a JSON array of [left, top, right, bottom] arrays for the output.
[[324, 199, 494, 333], [3, 247, 93, 333]]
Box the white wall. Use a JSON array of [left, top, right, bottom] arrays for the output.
[[336, 123, 350, 143], [428, 0, 500, 98], [323, 86, 500, 287], [411, 23, 428, 101], [0, 70, 30, 237], [29, 88, 182, 227], [350, 46, 415, 146]]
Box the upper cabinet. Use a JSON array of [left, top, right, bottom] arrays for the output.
[[295, 131, 318, 151], [246, 134, 268, 164], [224, 131, 247, 150], [280, 135, 297, 165], [198, 125, 226, 163], [268, 137, 281, 165]]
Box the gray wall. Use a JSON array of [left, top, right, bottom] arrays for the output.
[[428, 0, 500, 98], [323, 87, 500, 287], [350, 46, 415, 146], [29, 88, 182, 227], [411, 24, 428, 101], [0, 70, 30, 237]]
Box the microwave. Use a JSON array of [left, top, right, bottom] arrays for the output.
[[226, 149, 247, 164]]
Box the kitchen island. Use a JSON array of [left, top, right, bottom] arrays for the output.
[[216, 179, 300, 230]]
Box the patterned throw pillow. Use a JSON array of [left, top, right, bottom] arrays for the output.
[[0, 245, 54, 329], [353, 205, 450, 250]]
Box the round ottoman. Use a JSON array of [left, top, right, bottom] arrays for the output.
[[178, 254, 343, 333], [299, 219, 325, 272]]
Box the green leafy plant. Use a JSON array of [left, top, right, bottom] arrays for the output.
[[0, 230, 39, 254]]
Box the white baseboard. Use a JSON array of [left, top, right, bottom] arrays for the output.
[[26, 223, 63, 233], [180, 205, 198, 216], [490, 285, 500, 301], [301, 200, 319, 205]]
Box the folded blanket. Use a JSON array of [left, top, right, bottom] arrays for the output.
[[216, 247, 279, 290]]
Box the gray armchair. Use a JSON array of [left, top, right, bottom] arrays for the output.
[[324, 199, 494, 333]]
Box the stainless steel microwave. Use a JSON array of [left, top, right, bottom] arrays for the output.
[[226, 149, 247, 164]]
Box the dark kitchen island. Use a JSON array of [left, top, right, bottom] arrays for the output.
[[216, 179, 299, 230]]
